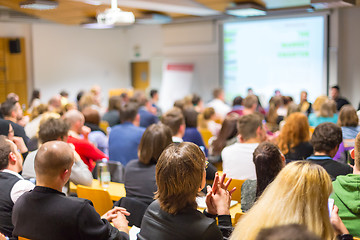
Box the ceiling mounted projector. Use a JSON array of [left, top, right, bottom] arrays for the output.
[[97, 0, 135, 26]]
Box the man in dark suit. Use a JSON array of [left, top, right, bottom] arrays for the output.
[[12, 141, 130, 240]]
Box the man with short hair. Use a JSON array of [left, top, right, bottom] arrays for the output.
[[241, 95, 258, 116], [150, 89, 162, 116], [0, 99, 29, 146], [12, 141, 129, 240], [331, 132, 360, 237], [0, 136, 34, 237], [109, 102, 145, 166], [64, 109, 107, 171], [161, 107, 185, 143], [307, 122, 352, 180], [22, 118, 93, 192], [207, 88, 231, 119], [331, 85, 350, 111], [221, 113, 266, 180]]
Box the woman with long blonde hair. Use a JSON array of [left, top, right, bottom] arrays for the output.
[[230, 161, 349, 240], [277, 112, 313, 161]]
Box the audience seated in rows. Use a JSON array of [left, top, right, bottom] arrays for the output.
[[230, 161, 351, 240], [307, 122, 352, 180], [109, 102, 145, 166], [331, 132, 360, 237], [241, 142, 284, 212], [277, 112, 313, 161], [64, 109, 108, 171], [22, 118, 93, 193], [138, 142, 235, 240], [124, 123, 172, 205], [0, 136, 34, 238], [222, 113, 266, 180], [12, 141, 130, 240]]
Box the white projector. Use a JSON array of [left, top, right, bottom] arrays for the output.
[[97, 8, 135, 26]]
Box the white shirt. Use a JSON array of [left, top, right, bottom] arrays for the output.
[[207, 99, 231, 119], [221, 142, 259, 180], [172, 136, 183, 143], [1, 169, 34, 203]]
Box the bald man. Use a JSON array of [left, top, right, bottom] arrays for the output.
[[12, 141, 129, 240], [64, 109, 108, 171]]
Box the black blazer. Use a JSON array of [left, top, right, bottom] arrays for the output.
[[12, 186, 128, 240]]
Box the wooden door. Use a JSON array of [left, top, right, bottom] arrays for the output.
[[0, 38, 27, 107], [131, 61, 149, 91]]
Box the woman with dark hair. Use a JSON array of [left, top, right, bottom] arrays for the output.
[[28, 89, 41, 113], [124, 123, 173, 205], [208, 113, 239, 163], [102, 96, 122, 127], [182, 106, 207, 151], [241, 142, 284, 212], [0, 119, 28, 159], [138, 142, 235, 240]]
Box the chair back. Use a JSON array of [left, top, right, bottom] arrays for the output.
[[93, 161, 125, 183], [199, 128, 213, 148], [99, 120, 109, 134], [234, 212, 245, 224], [225, 178, 246, 203], [77, 185, 113, 216], [114, 197, 149, 227]]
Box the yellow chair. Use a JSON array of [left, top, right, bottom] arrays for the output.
[[234, 212, 245, 224], [353, 237, 360, 240], [199, 128, 213, 148], [225, 178, 246, 203], [18, 237, 31, 240], [99, 120, 109, 134], [77, 185, 113, 216]]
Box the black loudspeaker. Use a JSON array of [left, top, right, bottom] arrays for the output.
[[9, 39, 21, 54]]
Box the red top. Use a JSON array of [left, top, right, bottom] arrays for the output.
[[67, 136, 108, 172]]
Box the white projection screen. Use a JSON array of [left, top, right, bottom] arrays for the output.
[[222, 14, 328, 105]]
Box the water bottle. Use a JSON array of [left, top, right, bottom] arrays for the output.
[[98, 158, 111, 188]]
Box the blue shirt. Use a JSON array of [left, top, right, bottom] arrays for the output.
[[109, 122, 145, 166], [138, 107, 159, 128], [308, 113, 338, 127]]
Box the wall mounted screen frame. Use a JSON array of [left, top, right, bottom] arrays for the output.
[[220, 13, 329, 105]]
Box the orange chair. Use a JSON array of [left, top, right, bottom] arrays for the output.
[[225, 178, 246, 203], [77, 185, 113, 216], [199, 128, 213, 148], [18, 237, 31, 240], [234, 212, 246, 224]]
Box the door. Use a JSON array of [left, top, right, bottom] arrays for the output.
[[131, 61, 149, 91]]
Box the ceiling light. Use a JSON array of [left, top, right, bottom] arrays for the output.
[[20, 0, 58, 10], [226, 2, 266, 17], [311, 0, 355, 9]]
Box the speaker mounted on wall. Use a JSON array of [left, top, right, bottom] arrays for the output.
[[9, 39, 21, 54]]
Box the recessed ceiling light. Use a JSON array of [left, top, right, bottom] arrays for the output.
[[226, 2, 267, 17], [20, 0, 58, 10]]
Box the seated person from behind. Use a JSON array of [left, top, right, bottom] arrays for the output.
[[241, 142, 284, 212], [109, 102, 145, 166], [161, 107, 185, 143], [307, 122, 352, 180], [22, 118, 93, 193], [64, 109, 108, 171], [12, 141, 130, 240], [124, 123, 173, 205], [0, 136, 34, 238], [138, 142, 235, 240], [331, 132, 360, 237], [222, 113, 266, 180]]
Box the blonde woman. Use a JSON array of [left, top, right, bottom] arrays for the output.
[[230, 161, 352, 240]]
